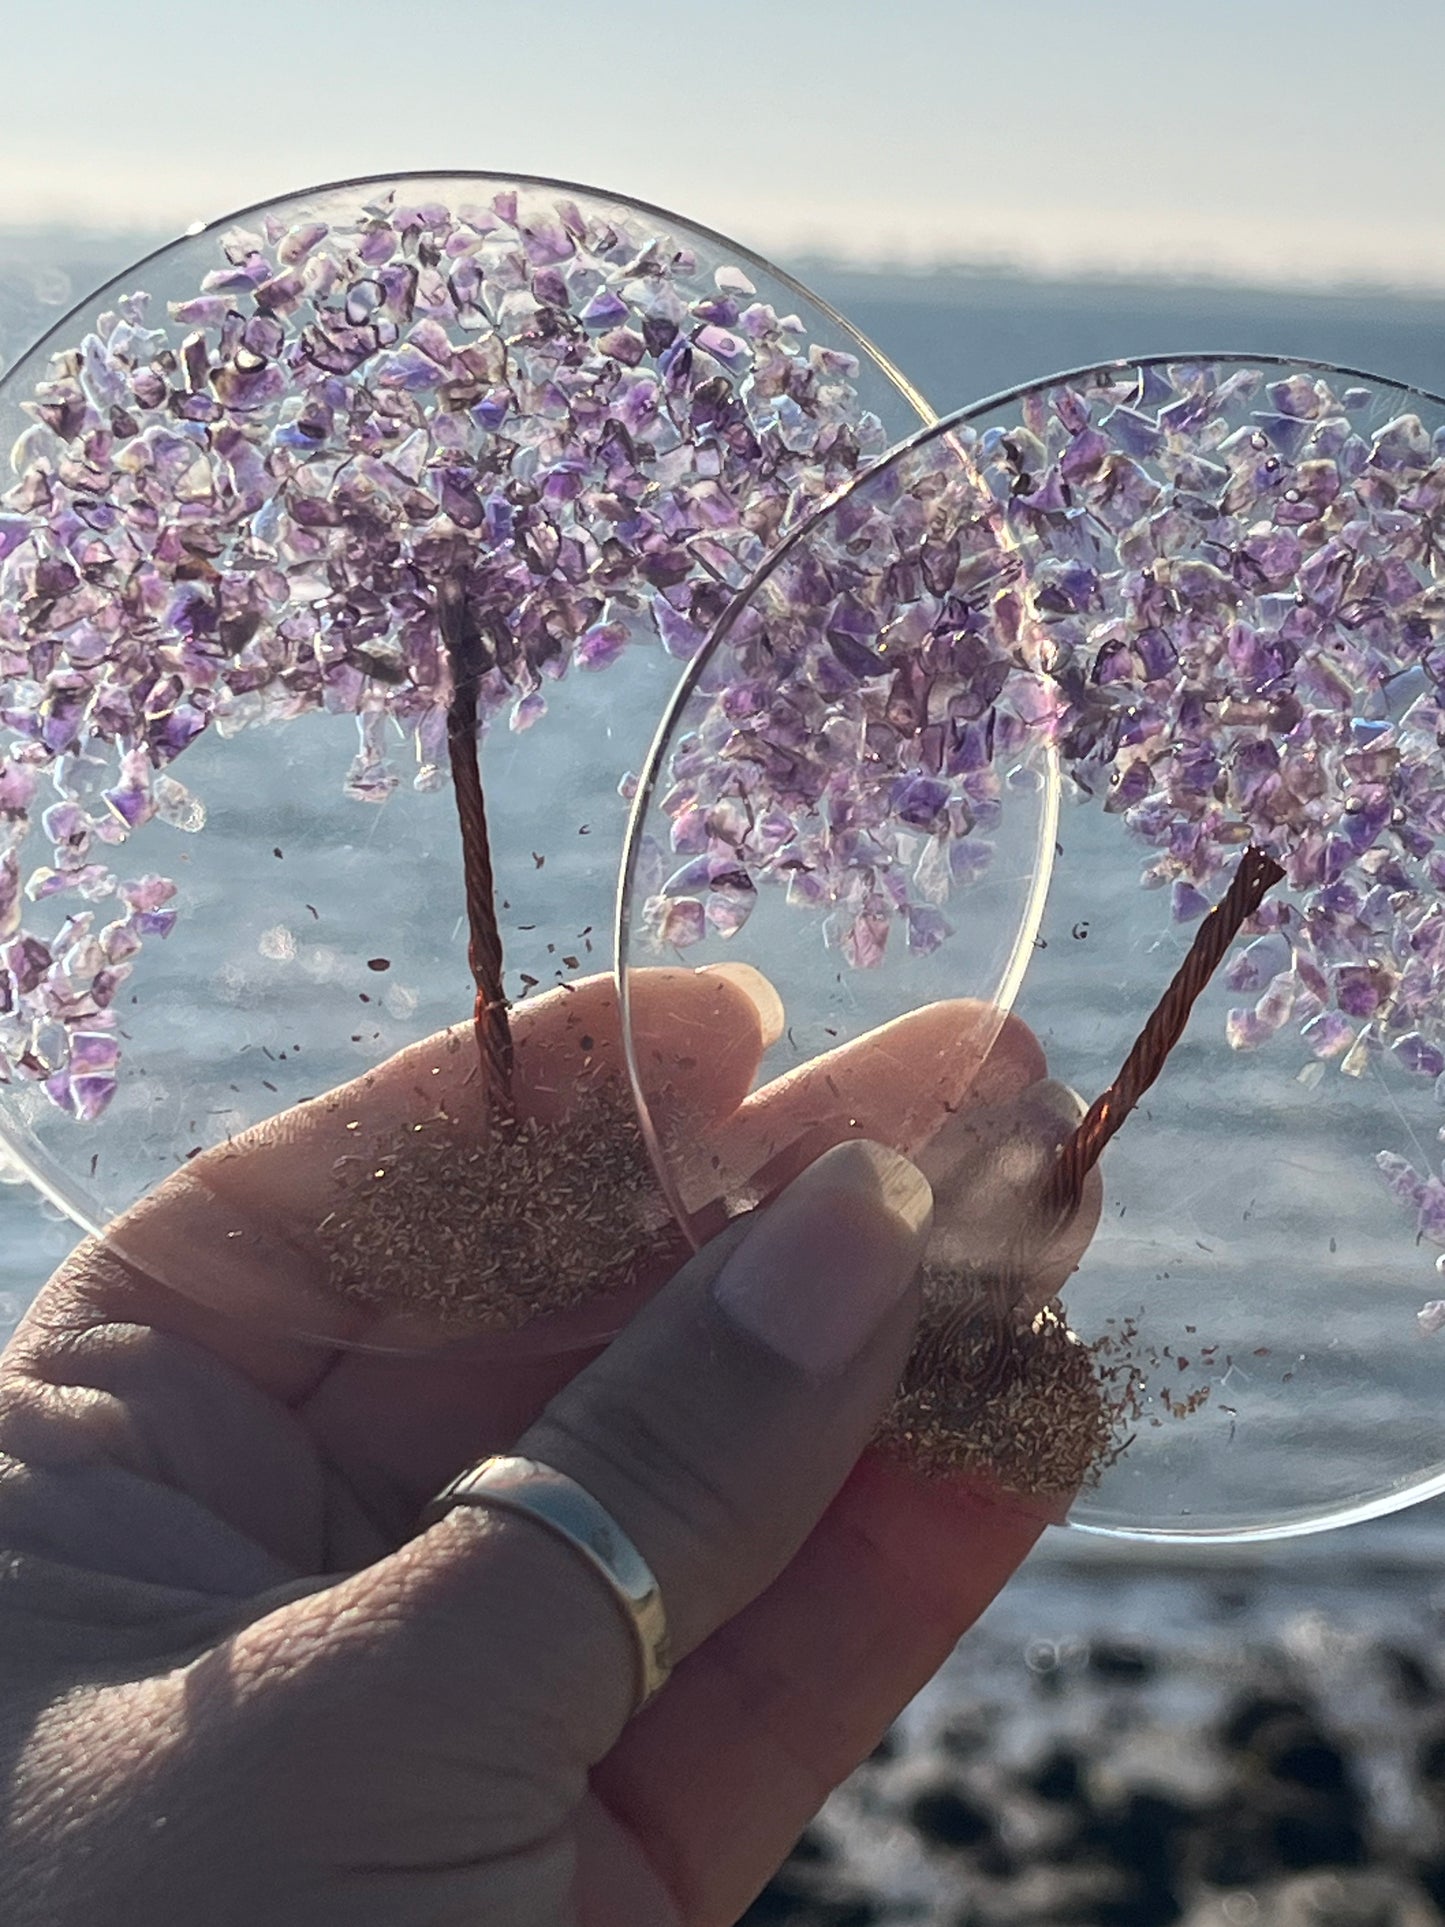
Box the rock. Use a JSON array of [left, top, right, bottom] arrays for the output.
[[739, 1828, 870, 1925], [1382, 1643, 1438, 1709], [1414, 1859, 1445, 1915], [1219, 1689, 1314, 1753], [1089, 1639, 1157, 1683], [1226, 1705, 1368, 1870], [937, 1708, 991, 1761], [786, 1827, 832, 1866], [907, 1781, 997, 1852], [1209, 1582, 1252, 1620], [1271, 1742, 1364, 1795], [1271, 1795, 1369, 1873], [970, 1837, 1018, 1882], [1099, 1889, 1186, 1927], [1061, 1788, 1194, 1926], [1265, 1725, 1355, 1796], [1023, 1743, 1087, 1805], [1186, 1807, 1278, 1890], [1081, 1787, 1194, 1884], [738, 1860, 882, 1926], [1218, 1710, 1371, 1875], [1186, 1778, 1367, 1887], [1418, 1723, 1445, 1787]]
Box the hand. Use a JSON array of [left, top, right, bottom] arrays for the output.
[[0, 970, 1084, 1926]]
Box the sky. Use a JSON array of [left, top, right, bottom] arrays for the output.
[[1, 0, 1444, 290]]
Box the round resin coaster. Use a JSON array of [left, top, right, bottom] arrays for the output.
[[0, 171, 931, 1353], [619, 354, 1445, 1541]]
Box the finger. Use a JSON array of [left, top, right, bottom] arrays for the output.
[[298, 1023, 1093, 1542], [674, 1003, 1046, 1236], [21, 992, 1041, 1497], [581, 1084, 1105, 1926], [248, 1139, 934, 1869], [915, 1076, 1104, 1308], [588, 1457, 1047, 1926], [277, 1003, 1068, 1540], [21, 965, 777, 1406]]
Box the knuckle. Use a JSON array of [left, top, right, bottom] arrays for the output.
[[528, 1378, 749, 1585]]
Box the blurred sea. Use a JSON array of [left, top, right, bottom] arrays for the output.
[[4, 230, 1445, 1568]]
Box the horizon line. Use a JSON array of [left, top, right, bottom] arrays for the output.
[[2, 220, 1444, 307]]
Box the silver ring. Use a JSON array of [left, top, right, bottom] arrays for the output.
[[420, 1454, 672, 1711]]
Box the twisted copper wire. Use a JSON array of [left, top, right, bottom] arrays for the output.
[[438, 577, 515, 1121], [1047, 843, 1284, 1222], [918, 845, 1285, 1411]]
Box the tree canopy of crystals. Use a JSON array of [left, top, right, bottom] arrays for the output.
[[642, 359, 1445, 1247], [0, 183, 892, 1121]]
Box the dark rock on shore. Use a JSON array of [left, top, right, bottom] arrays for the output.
[[1089, 1639, 1157, 1683], [1384, 1647, 1438, 1710], [908, 1784, 999, 1854], [744, 1566, 1445, 1925], [1022, 1745, 1085, 1806], [740, 1829, 883, 1927]]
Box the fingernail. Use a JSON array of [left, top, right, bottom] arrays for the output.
[[698, 962, 785, 1049], [713, 1140, 933, 1374], [916, 1077, 1084, 1184], [918, 1077, 1086, 1271], [1025, 1079, 1087, 1128]]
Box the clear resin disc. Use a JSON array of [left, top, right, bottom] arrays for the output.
[[0, 171, 931, 1353], [619, 354, 1445, 1542]]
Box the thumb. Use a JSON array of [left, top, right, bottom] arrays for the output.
[[234, 1139, 931, 1833]]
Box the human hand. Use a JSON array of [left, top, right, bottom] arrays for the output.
[[0, 969, 1087, 1926]]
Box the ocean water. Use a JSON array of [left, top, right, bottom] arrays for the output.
[[806, 262, 1445, 421], [4, 230, 1445, 1558]]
